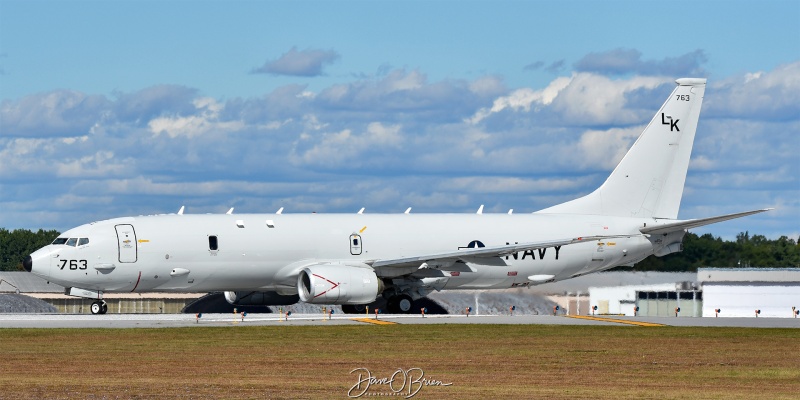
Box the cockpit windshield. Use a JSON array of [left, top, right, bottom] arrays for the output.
[[52, 237, 89, 246]]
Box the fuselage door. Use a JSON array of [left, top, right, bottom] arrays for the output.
[[115, 224, 138, 263], [349, 234, 362, 255]]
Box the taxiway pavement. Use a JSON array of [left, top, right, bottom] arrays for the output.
[[0, 313, 798, 328]]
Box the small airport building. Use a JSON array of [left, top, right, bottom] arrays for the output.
[[589, 282, 702, 317], [698, 268, 800, 318], [586, 268, 800, 318], [0, 272, 203, 313]]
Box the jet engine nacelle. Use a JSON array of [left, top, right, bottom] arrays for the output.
[[223, 291, 300, 306], [297, 264, 383, 305]]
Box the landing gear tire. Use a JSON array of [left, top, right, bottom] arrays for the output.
[[91, 301, 108, 315], [397, 295, 413, 313], [387, 294, 413, 314]]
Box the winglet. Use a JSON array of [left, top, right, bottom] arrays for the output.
[[404, 207, 412, 214], [177, 206, 185, 215], [358, 207, 365, 214], [477, 205, 484, 214], [226, 207, 234, 215], [276, 207, 284, 215]]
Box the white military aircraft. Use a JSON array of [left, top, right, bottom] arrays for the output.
[[24, 78, 769, 314]]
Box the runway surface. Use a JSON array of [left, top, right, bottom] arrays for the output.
[[1, 313, 798, 328]]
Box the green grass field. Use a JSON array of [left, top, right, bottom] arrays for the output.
[[1, 325, 798, 399]]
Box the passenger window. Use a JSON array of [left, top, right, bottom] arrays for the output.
[[209, 236, 218, 251], [78, 238, 89, 246], [52, 238, 68, 245], [353, 238, 359, 246], [66, 238, 78, 247]]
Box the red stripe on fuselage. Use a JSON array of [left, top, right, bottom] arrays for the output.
[[131, 271, 142, 292]]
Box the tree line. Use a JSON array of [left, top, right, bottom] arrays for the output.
[[1, 228, 798, 272], [0, 228, 61, 271], [621, 232, 800, 272]]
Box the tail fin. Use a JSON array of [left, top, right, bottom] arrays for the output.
[[538, 78, 706, 219]]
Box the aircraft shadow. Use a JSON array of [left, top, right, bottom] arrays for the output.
[[182, 293, 450, 315]]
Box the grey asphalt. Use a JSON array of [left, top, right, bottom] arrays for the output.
[[0, 313, 798, 328]]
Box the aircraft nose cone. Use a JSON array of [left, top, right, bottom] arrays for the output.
[[22, 255, 33, 272]]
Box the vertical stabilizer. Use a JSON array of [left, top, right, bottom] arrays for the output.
[[538, 78, 706, 219]]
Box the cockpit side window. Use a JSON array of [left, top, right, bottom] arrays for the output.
[[52, 238, 68, 245], [66, 238, 78, 247], [78, 238, 89, 246]]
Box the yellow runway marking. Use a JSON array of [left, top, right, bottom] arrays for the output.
[[567, 315, 665, 327], [351, 318, 398, 325]]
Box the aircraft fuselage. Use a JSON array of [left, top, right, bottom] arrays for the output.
[[28, 213, 655, 294]]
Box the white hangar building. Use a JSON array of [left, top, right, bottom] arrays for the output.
[[698, 268, 800, 318], [589, 282, 702, 317]]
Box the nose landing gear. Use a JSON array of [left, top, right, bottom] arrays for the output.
[[65, 288, 107, 315], [90, 301, 108, 315]]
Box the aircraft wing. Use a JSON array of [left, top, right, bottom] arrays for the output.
[[640, 209, 772, 235], [370, 235, 622, 269]]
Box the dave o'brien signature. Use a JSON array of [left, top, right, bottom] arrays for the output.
[[348, 367, 453, 398]]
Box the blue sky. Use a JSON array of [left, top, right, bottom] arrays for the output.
[[1, 0, 798, 241]]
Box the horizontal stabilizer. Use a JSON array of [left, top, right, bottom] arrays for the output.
[[640, 209, 772, 235]]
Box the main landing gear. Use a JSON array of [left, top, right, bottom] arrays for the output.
[[341, 294, 415, 314], [90, 301, 108, 315], [387, 294, 413, 314]]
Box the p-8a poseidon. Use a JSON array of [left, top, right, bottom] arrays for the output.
[[24, 78, 768, 314]]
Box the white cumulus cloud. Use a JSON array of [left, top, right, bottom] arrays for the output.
[[148, 97, 244, 138]]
